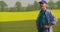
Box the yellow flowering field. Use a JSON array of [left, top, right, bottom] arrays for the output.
[[0, 10, 60, 22]]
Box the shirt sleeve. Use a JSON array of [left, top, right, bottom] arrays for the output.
[[49, 12, 58, 25]]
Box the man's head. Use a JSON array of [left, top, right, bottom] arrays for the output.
[[39, 1, 47, 10]]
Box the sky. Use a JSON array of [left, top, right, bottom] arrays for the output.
[[0, 0, 59, 7]]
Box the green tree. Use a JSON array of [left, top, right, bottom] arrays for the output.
[[0, 1, 7, 12], [15, 1, 22, 12], [21, 7, 26, 12], [48, 0, 55, 9], [26, 4, 34, 11], [33, 1, 39, 10], [56, 1, 60, 9]]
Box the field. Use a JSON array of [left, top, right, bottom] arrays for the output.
[[0, 10, 60, 22], [0, 10, 60, 32], [0, 19, 60, 32]]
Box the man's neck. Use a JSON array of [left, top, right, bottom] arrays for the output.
[[42, 8, 46, 11]]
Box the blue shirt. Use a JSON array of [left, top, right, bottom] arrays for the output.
[[37, 9, 57, 28]]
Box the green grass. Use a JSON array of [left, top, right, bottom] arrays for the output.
[[0, 20, 37, 32], [0, 19, 60, 32]]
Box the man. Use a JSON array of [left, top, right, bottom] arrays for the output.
[[36, 0, 57, 32]]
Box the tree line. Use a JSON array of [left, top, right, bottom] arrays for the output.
[[0, 0, 60, 12]]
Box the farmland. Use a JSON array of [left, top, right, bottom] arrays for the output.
[[0, 10, 60, 22], [0, 10, 60, 32]]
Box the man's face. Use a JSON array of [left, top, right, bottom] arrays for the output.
[[40, 3, 47, 10]]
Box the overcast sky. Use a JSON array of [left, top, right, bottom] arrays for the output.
[[0, 0, 59, 7]]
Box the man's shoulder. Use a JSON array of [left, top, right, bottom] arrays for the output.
[[45, 9, 51, 14], [46, 9, 51, 12]]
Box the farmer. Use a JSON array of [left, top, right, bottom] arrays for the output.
[[36, 0, 57, 32]]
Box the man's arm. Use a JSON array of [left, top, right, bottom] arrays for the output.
[[50, 12, 58, 25], [44, 11, 58, 28]]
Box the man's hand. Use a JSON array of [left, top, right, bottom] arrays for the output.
[[44, 25, 50, 28]]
